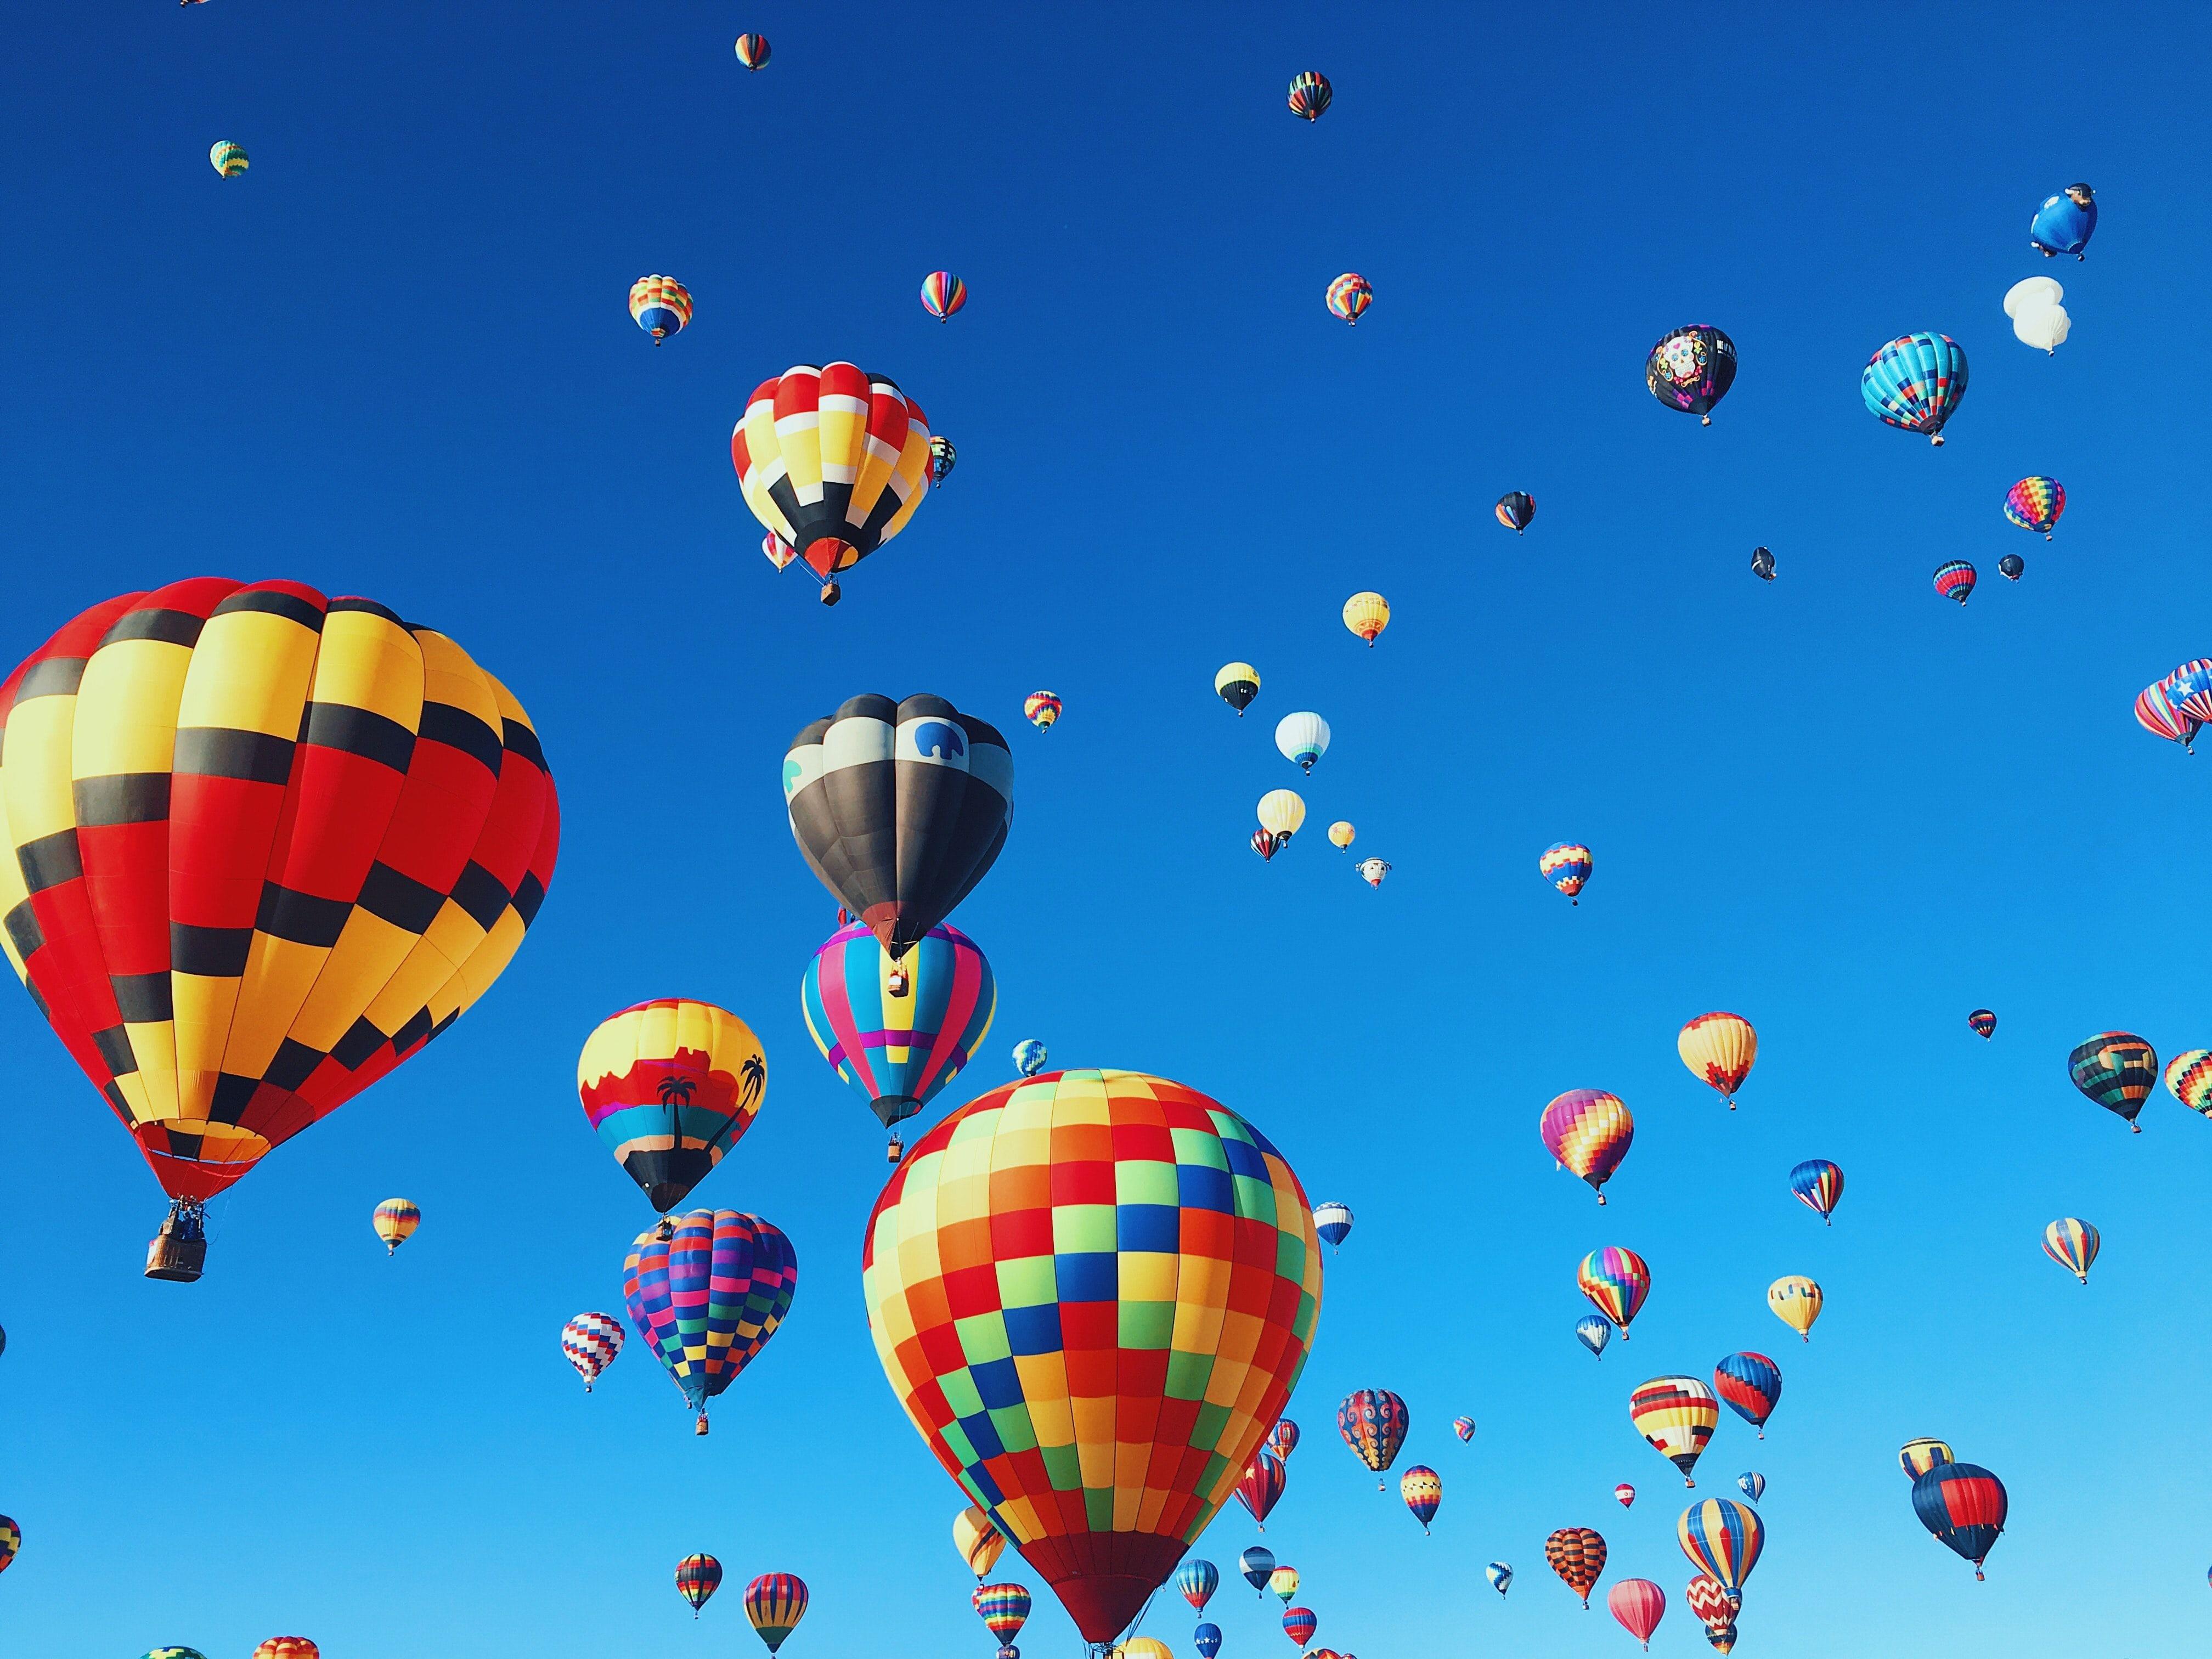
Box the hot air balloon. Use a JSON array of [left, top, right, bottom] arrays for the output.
[[1615, 1484, 1637, 1508], [2171, 661, 2212, 726], [1118, 1641, 1172, 1659], [1630, 1376, 1719, 1487], [1177, 1559, 1219, 1612], [1355, 858, 1390, 888], [732, 368, 935, 603], [1496, 492, 1535, 534], [1314, 1201, 1353, 1249], [1677, 1499, 1762, 1601], [210, 140, 247, 176], [1544, 1528, 1606, 1607], [0, 1517, 15, 1574], [1401, 1466, 1441, 1533], [1282, 1609, 1316, 1649], [802, 920, 995, 1160], [1713, 1353, 1781, 1438], [1013, 1039, 1048, 1078], [1737, 1472, 1764, 1502], [372, 1198, 419, 1254], [1899, 1438, 1955, 1480], [624, 1209, 797, 1434], [1787, 1159, 1842, 1224], [1577, 1314, 1613, 1358], [1766, 1276, 1821, 1342], [628, 275, 693, 344], [2005, 477, 2064, 539], [920, 272, 968, 322], [1453, 1417, 1476, 1441], [2029, 184, 2097, 258], [861, 1070, 1322, 1649], [678, 1554, 724, 1617], [1021, 692, 1061, 733], [1539, 1088, 1634, 1203], [1268, 1566, 1299, 1605], [1934, 560, 1977, 604], [1236, 1452, 1287, 1529], [579, 1000, 766, 1212], [1969, 1009, 1997, 1039], [1684, 1573, 1734, 1635], [1216, 663, 1260, 716], [144, 1650, 207, 1658], [1257, 789, 1306, 845], [1608, 1579, 1666, 1651], [1911, 1463, 2006, 1578], [2137, 678, 2200, 752], [1751, 547, 1775, 580], [1486, 1562, 1513, 1596], [930, 435, 956, 486], [1194, 1630, 1222, 1659], [2042, 1217, 2100, 1283], [783, 695, 1012, 963], [1287, 72, 1331, 120], [1325, 274, 1372, 324], [1327, 822, 1355, 850], [763, 533, 799, 571], [2010, 284, 2071, 352], [1578, 1248, 1650, 1337], [1274, 713, 1330, 774], [1267, 1420, 1299, 1461], [561, 1311, 623, 1390], [1239, 1548, 1274, 1593], [957, 1506, 1008, 1579], [974, 1583, 1032, 1644], [0, 580, 560, 1282], [2164, 1049, 2212, 1115], [1252, 831, 1281, 863], [1342, 593, 1389, 645], [746, 1573, 809, 1652], [1862, 333, 1968, 444], [2068, 1031, 2157, 1131], [251, 1643, 316, 1659], [1338, 1389, 1408, 1489], [1678, 1013, 1756, 1108], [734, 33, 770, 69], [1645, 325, 1736, 424], [1541, 842, 1592, 904]]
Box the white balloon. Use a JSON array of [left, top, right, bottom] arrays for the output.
[[1273, 710, 1331, 773], [2012, 302, 2071, 353], [2003, 275, 2064, 319]]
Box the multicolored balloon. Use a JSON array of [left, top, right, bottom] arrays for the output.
[[1615, 1483, 1637, 1508], [1678, 1013, 1756, 1107], [921, 272, 968, 321], [623, 1209, 797, 1434], [1235, 1451, 1287, 1529], [1400, 1465, 1441, 1533], [1355, 858, 1390, 888], [1314, 1200, 1353, 1249], [1899, 1438, 1955, 1480], [1342, 592, 1389, 645], [2171, 661, 2212, 725], [1325, 274, 1373, 324], [251, 1643, 316, 1659], [973, 1582, 1032, 1643], [629, 275, 693, 343], [1646, 325, 1737, 424], [1578, 1247, 1650, 1336], [0, 1517, 16, 1575], [1577, 1314, 1613, 1358], [1969, 1009, 1997, 1039], [1539, 1089, 1633, 1203], [2042, 1216, 2100, 1284], [1176, 1559, 1220, 1612], [1608, 1579, 1666, 1651], [1934, 560, 1977, 604], [1282, 1608, 1317, 1649], [561, 1311, 623, 1390], [372, 1198, 419, 1254], [930, 435, 956, 486], [210, 140, 247, 176], [1713, 1353, 1782, 1438], [1252, 831, 1281, 863], [1630, 1375, 1719, 1486], [1737, 1472, 1764, 1503], [2164, 1049, 2212, 1115], [860, 1070, 1322, 1647], [2068, 1031, 2158, 1131], [2005, 476, 2064, 539], [1452, 1416, 1476, 1441], [1216, 663, 1260, 716], [1239, 1547, 1275, 1593], [1268, 1566, 1299, 1605], [1495, 492, 1535, 533], [1539, 841, 1592, 904], [1017, 693, 1059, 734], [1787, 1159, 1842, 1224], [1863, 332, 1968, 444], [763, 532, 799, 571], [1911, 1463, 2007, 1579], [1684, 1572, 1734, 1633], [957, 1505, 1008, 1579], [1544, 1528, 1607, 1607], [1267, 1419, 1300, 1461], [746, 1573, 809, 1652], [1767, 1275, 1822, 1342], [1338, 1389, 1408, 1488], [579, 1000, 766, 1212], [1287, 72, 1332, 120], [1677, 1499, 1762, 1599], [1013, 1039, 1048, 1078], [2029, 184, 2096, 258], [1486, 1562, 1513, 1596], [733, 33, 770, 70], [677, 1554, 724, 1617]]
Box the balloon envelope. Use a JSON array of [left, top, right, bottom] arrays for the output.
[[732, 367, 933, 588], [624, 1210, 797, 1431], [1578, 1248, 1650, 1333], [1677, 1499, 1763, 1596], [802, 921, 995, 1130], [579, 1000, 766, 1211], [1539, 1088, 1632, 1200], [1862, 332, 1968, 443], [1911, 1462, 2007, 1577]]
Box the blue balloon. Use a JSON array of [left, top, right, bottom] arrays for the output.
[[1739, 1471, 1765, 1503], [2029, 185, 2097, 258], [1862, 332, 1968, 444], [1314, 1200, 1353, 1248], [1576, 1314, 1612, 1358], [1195, 1624, 1223, 1659], [799, 921, 996, 1136], [1239, 1547, 1275, 1592], [1175, 1559, 1219, 1612], [1013, 1037, 1048, 1077]]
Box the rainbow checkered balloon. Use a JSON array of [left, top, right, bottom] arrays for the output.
[[862, 1070, 1323, 1645]]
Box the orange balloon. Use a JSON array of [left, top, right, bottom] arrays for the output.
[[1678, 1013, 1757, 1107]]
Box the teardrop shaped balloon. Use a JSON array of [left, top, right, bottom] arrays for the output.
[[1215, 663, 1260, 716], [1325, 274, 1372, 324], [1023, 692, 1061, 732], [1286, 71, 1331, 120], [1712, 1353, 1781, 1437], [1934, 560, 1977, 603], [1452, 1416, 1476, 1441], [2165, 1049, 2212, 1114], [1176, 1559, 1219, 1612], [1341, 592, 1389, 645], [1911, 1463, 2006, 1579], [1486, 1561, 1513, 1595], [861, 1070, 1322, 1647], [0, 580, 560, 1281], [624, 1209, 797, 1434], [1577, 1248, 1649, 1336], [629, 275, 693, 343], [921, 272, 968, 322], [561, 1311, 623, 1391], [372, 1197, 419, 1254], [1576, 1314, 1613, 1358], [1336, 1388, 1408, 1487], [1238, 1547, 1274, 1593], [1282, 1608, 1316, 1648], [1274, 713, 1330, 774], [1327, 822, 1355, 850], [973, 1582, 1032, 1643], [1539, 1088, 1633, 1202], [2004, 476, 2064, 539], [677, 1553, 724, 1616], [1678, 1013, 1756, 1106], [2137, 677, 2199, 752], [783, 694, 1012, 961], [1899, 1438, 1955, 1480], [1267, 1566, 1299, 1605], [1495, 492, 1535, 533], [1266, 1419, 1300, 1460], [1607, 1579, 1666, 1651], [1400, 1465, 1441, 1532], [1685, 1571, 1734, 1632], [1787, 1159, 1842, 1224], [1677, 1499, 1762, 1599], [931, 436, 957, 486], [1765, 1275, 1822, 1342], [1313, 1201, 1353, 1248], [1968, 1009, 1997, 1039], [1194, 1630, 1221, 1659], [1544, 1528, 1606, 1607], [1862, 332, 1968, 444], [1540, 842, 1592, 903], [746, 1573, 809, 1652], [1237, 1451, 1288, 1530], [956, 1505, 1008, 1579], [1736, 1471, 1764, 1503], [1646, 325, 1737, 424], [733, 33, 770, 69], [210, 140, 248, 176], [1012, 1038, 1048, 1078], [1615, 1483, 1637, 1508], [579, 1000, 766, 1213], [2068, 1031, 2157, 1131], [1630, 1376, 1719, 1486], [1257, 790, 1307, 841], [2042, 1216, 2100, 1283]]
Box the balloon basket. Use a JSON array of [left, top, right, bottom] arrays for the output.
[[695, 1413, 710, 1436], [145, 1232, 206, 1282], [886, 1136, 904, 1164], [818, 582, 842, 607]]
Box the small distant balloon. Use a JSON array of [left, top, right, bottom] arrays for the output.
[[1274, 712, 1330, 774], [1326, 274, 1373, 324], [1280, 1607, 1317, 1649], [1400, 1465, 1441, 1532], [1355, 858, 1390, 887], [2042, 1216, 2100, 1283], [210, 140, 247, 177], [1176, 1559, 1220, 1613], [1239, 1547, 1274, 1593], [1539, 1088, 1633, 1204], [1486, 1562, 1513, 1596], [1767, 1275, 1822, 1341], [2005, 477, 2064, 539], [1495, 492, 1535, 534], [561, 1311, 624, 1391], [1024, 691, 1062, 731], [1737, 1471, 1764, 1503], [1287, 71, 1332, 120], [1195, 1628, 1222, 1659], [1328, 821, 1355, 850], [1646, 325, 1737, 424], [1012, 1039, 1048, 1077], [734, 33, 770, 69], [1216, 662, 1261, 716], [2004, 276, 2070, 352], [678, 1554, 724, 1617], [2068, 1031, 2158, 1132], [1934, 560, 1977, 604], [930, 435, 956, 485], [629, 275, 693, 343], [763, 532, 798, 571], [1899, 1438, 1956, 1480], [2137, 678, 2200, 753], [1452, 1416, 1476, 1441], [1577, 1313, 1614, 1358], [1863, 332, 1968, 445], [2164, 1049, 2212, 1115], [1578, 1247, 1650, 1336], [1615, 1483, 1637, 1508], [1678, 1013, 1756, 1108], [372, 1198, 420, 1254], [1342, 592, 1389, 645], [1544, 1528, 1607, 1608], [1267, 1419, 1300, 1461], [1750, 546, 1775, 580], [1257, 789, 1306, 842], [1787, 1159, 1843, 1224], [1969, 1009, 1996, 1039], [1713, 1352, 1782, 1439], [921, 271, 968, 321], [956, 1508, 1006, 1578], [1541, 842, 1593, 904], [1608, 1579, 1666, 1651], [1252, 830, 1282, 862], [1235, 1451, 1287, 1529], [1999, 553, 2025, 580], [1912, 1462, 2007, 1579], [2029, 183, 2097, 259]]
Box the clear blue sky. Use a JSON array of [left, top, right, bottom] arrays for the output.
[[1, 2, 2207, 1654]]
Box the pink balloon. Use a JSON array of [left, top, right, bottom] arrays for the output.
[[1607, 1579, 1666, 1650]]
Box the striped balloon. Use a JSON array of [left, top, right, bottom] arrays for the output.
[[1616, 1483, 1636, 1508], [2165, 1049, 2212, 1114], [2068, 1031, 2158, 1131], [1787, 1159, 1843, 1224], [0, 1516, 16, 1574], [676, 1553, 723, 1616], [1737, 1472, 1764, 1503], [1538, 1088, 1633, 1202], [973, 1582, 1032, 1641], [1176, 1559, 1219, 1612], [1023, 691, 1061, 731], [1495, 491, 1535, 533], [1677, 1499, 1763, 1598], [209, 140, 247, 177], [1577, 1247, 1650, 1335], [1336, 1389, 1408, 1487], [1544, 1527, 1606, 1607], [623, 1210, 797, 1434], [1968, 1009, 1997, 1039], [1862, 332, 1969, 444], [1540, 841, 1592, 902], [1267, 1419, 1300, 1460], [628, 274, 693, 342], [1400, 1465, 1441, 1532], [1933, 560, 1977, 603], [371, 1197, 419, 1253], [930, 435, 956, 486], [1268, 1566, 1299, 1604], [2042, 1216, 2100, 1283], [921, 271, 968, 321], [1287, 71, 1331, 120], [1325, 274, 1373, 324], [1684, 1572, 1733, 1630], [1712, 1353, 1782, 1438], [1239, 1548, 1274, 1592], [1452, 1416, 1476, 1441], [762, 532, 799, 571], [561, 1311, 624, 1390], [745, 1573, 809, 1652], [1282, 1608, 1317, 1648], [2169, 659, 2212, 724], [2136, 678, 2199, 752], [733, 33, 770, 69], [1911, 1463, 2007, 1579], [1235, 1450, 1287, 1529], [1630, 1376, 1719, 1485], [579, 999, 767, 1212], [1898, 1438, 1955, 1480], [1608, 1579, 1666, 1650], [956, 1505, 1007, 1579], [2004, 476, 2064, 538], [1577, 1314, 1612, 1357], [1314, 1200, 1353, 1248]]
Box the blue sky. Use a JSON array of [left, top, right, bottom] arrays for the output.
[[2, 1, 2208, 1653]]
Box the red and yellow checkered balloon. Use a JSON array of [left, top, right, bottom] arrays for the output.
[[862, 1070, 1323, 1645]]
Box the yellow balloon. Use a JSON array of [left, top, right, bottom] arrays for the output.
[[1343, 591, 1390, 645], [1328, 821, 1356, 849], [1678, 1012, 1757, 1108], [952, 1504, 1005, 1579], [1116, 1642, 1175, 1659], [1257, 789, 1306, 839], [1767, 1274, 1822, 1341]]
